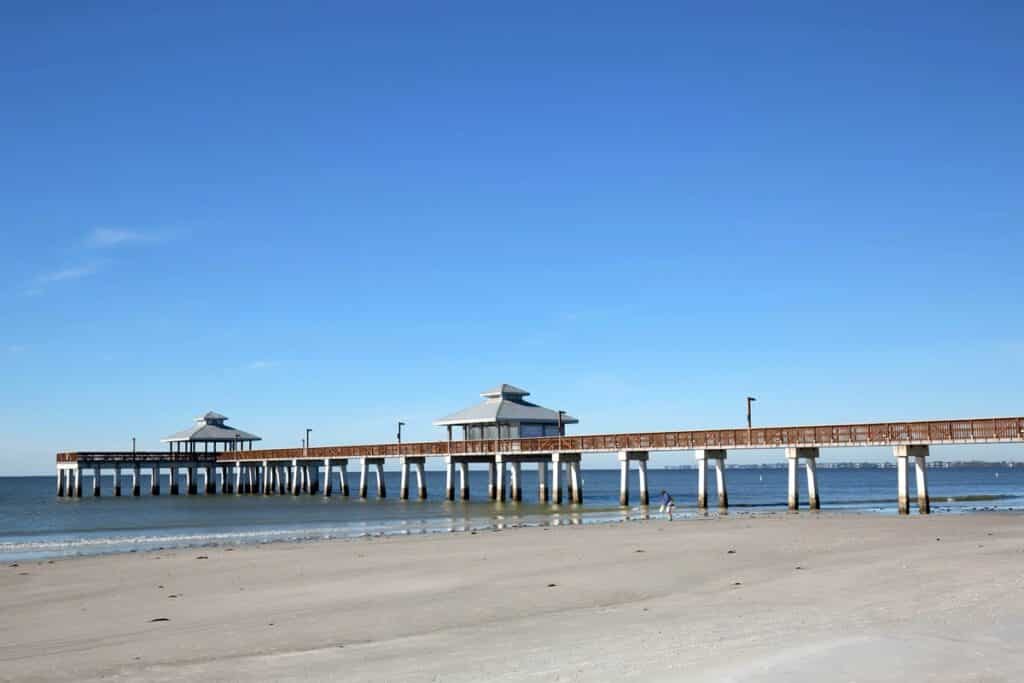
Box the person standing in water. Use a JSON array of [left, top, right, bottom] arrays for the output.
[[659, 490, 675, 521]]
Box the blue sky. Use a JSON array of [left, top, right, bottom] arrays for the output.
[[2, 2, 1023, 474]]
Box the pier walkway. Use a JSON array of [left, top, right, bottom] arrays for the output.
[[56, 416, 1024, 514]]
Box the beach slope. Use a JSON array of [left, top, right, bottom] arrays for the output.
[[1, 513, 1022, 681]]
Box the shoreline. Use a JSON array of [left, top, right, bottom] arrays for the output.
[[3, 502, 1022, 564], [3, 512, 1023, 681]]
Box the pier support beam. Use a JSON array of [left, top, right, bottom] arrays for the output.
[[338, 460, 350, 496], [487, 461, 496, 500], [915, 452, 930, 514], [570, 461, 582, 504], [113, 465, 122, 496], [74, 467, 82, 497], [309, 462, 319, 495], [510, 461, 521, 502], [551, 454, 563, 504], [617, 451, 649, 506], [637, 458, 648, 506], [895, 445, 930, 514], [460, 461, 470, 500], [496, 458, 506, 502], [359, 458, 368, 498], [186, 466, 197, 495], [785, 447, 821, 510], [415, 460, 427, 499], [56, 468, 65, 497], [131, 464, 140, 496], [375, 461, 386, 498], [400, 459, 410, 500], [324, 458, 333, 496], [445, 458, 455, 501], [151, 464, 160, 495], [205, 466, 216, 494], [291, 460, 300, 496], [93, 466, 101, 496], [806, 455, 819, 509], [695, 449, 727, 510], [537, 461, 548, 502]]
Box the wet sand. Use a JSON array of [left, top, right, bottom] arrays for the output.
[[1, 513, 1023, 681]]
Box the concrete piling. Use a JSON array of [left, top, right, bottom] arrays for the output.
[[551, 454, 562, 504], [400, 459, 410, 500], [415, 460, 427, 499], [445, 458, 455, 501], [618, 451, 648, 506], [785, 447, 819, 510], [375, 461, 386, 498], [895, 445, 930, 514], [339, 460, 350, 496], [895, 449, 909, 514], [805, 456, 819, 510], [460, 461, 470, 500], [538, 461, 548, 502], [510, 461, 521, 502], [695, 450, 727, 510], [496, 459, 506, 502]]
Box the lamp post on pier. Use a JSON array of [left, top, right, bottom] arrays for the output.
[[746, 397, 757, 445]]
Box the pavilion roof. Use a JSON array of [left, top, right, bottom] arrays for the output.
[[433, 385, 578, 427], [162, 411, 262, 443]]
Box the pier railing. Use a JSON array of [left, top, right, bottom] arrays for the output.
[[188, 416, 1024, 462], [56, 452, 219, 464]]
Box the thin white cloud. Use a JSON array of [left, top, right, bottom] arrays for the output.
[[87, 228, 163, 247], [248, 360, 275, 370], [35, 264, 100, 284]]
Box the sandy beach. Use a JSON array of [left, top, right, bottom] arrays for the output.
[[1, 513, 1022, 681]]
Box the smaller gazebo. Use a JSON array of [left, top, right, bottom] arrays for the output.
[[161, 411, 261, 455]]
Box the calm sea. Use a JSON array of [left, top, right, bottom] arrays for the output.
[[2, 466, 1022, 562]]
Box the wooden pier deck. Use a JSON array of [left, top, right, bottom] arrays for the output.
[[55, 416, 1024, 513]]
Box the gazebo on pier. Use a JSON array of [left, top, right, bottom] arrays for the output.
[[433, 384, 578, 440], [160, 412, 261, 495], [161, 411, 261, 455]]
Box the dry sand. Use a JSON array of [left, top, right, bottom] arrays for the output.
[[2, 513, 1023, 682]]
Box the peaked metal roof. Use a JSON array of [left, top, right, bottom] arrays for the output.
[[162, 411, 262, 443], [480, 384, 529, 398], [434, 385, 578, 427]]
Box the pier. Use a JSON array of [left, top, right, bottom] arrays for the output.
[[56, 415, 1024, 514]]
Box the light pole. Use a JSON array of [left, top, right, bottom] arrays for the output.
[[131, 437, 136, 454], [746, 397, 757, 431], [305, 428, 312, 457], [397, 421, 405, 448]]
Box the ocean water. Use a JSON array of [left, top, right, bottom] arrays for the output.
[[2, 466, 1022, 562]]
